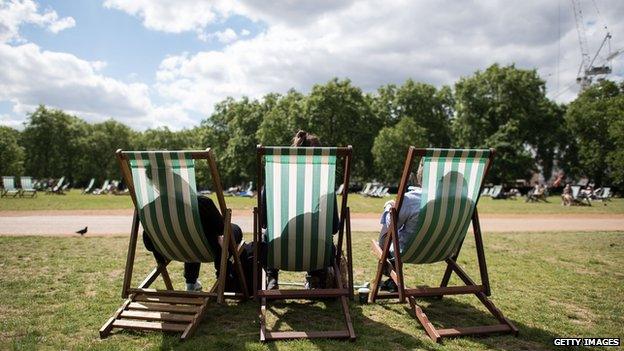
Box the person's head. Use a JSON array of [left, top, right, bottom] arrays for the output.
[[292, 130, 321, 147]]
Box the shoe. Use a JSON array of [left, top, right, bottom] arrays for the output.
[[186, 281, 202, 292]]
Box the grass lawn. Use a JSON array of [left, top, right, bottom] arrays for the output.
[[1, 231, 622, 350], [1, 191, 623, 214]]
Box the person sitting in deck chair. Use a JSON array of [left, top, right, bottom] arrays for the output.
[[562, 183, 573, 206], [377, 160, 423, 292], [143, 192, 246, 292], [260, 130, 340, 290]]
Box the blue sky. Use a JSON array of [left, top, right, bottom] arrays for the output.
[[1, 0, 623, 130]]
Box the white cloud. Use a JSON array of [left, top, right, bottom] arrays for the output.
[[149, 0, 624, 117], [103, 0, 240, 40], [241, 29, 250, 36], [0, 0, 75, 42], [201, 27, 238, 44]]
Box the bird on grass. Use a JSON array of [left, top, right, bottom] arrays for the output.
[[76, 227, 88, 236]]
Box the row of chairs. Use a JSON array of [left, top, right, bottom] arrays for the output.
[[359, 183, 390, 197], [0, 176, 37, 197], [570, 185, 612, 206], [100, 146, 517, 343]]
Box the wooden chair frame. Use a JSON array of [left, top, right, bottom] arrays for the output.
[[369, 147, 518, 342], [100, 149, 248, 341], [253, 145, 356, 341]]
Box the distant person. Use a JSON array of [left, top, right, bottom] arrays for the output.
[[143, 196, 244, 292], [260, 130, 340, 290], [376, 160, 424, 292], [561, 184, 573, 206]]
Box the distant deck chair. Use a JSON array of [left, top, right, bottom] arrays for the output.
[[595, 187, 612, 205], [571, 185, 590, 206], [100, 149, 248, 340], [364, 185, 379, 197], [237, 181, 254, 197], [489, 184, 506, 199], [1, 176, 20, 197], [480, 186, 491, 197], [359, 182, 372, 195], [336, 183, 344, 195], [93, 179, 110, 195], [47, 176, 65, 194], [369, 148, 518, 342], [82, 178, 95, 194], [20, 176, 37, 197], [254, 146, 356, 341], [370, 186, 389, 198]]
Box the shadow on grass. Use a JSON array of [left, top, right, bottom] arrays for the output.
[[389, 295, 599, 351]]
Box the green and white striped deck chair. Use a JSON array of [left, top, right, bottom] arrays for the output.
[[82, 178, 95, 194], [254, 146, 355, 341], [1, 176, 20, 197], [20, 176, 37, 197], [100, 149, 248, 341], [370, 147, 517, 342]]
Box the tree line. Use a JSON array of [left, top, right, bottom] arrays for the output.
[[1, 63, 623, 189]]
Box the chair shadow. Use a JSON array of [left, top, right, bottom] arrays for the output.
[[386, 295, 598, 351], [149, 297, 439, 351]]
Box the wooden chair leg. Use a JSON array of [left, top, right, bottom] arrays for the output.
[[333, 261, 356, 341], [409, 296, 441, 343], [346, 207, 354, 300], [159, 263, 174, 290]]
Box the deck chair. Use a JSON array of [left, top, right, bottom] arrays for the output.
[[47, 176, 65, 194], [369, 147, 518, 342], [93, 179, 110, 195], [82, 178, 95, 194], [1, 176, 20, 197], [254, 146, 356, 341], [360, 182, 372, 195], [595, 187, 612, 205], [480, 186, 491, 197], [489, 184, 506, 199], [19, 176, 37, 197], [571, 185, 591, 206], [100, 149, 248, 340]]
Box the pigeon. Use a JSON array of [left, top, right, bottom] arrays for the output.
[[76, 226, 88, 236]]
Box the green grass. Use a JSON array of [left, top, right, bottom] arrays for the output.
[[1, 231, 622, 350], [1, 191, 623, 214]]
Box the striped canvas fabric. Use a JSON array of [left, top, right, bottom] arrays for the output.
[[2, 176, 16, 190], [264, 147, 337, 271], [125, 151, 214, 262], [20, 176, 35, 190], [401, 148, 491, 264]]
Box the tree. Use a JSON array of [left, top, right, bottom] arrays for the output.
[[372, 80, 454, 146], [453, 64, 562, 183], [565, 80, 624, 186], [20, 106, 88, 182], [305, 78, 382, 179], [372, 118, 428, 182], [76, 120, 136, 184], [256, 90, 307, 146], [201, 97, 265, 186], [0, 126, 24, 176]]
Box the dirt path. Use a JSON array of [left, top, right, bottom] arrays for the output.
[[0, 210, 622, 236]]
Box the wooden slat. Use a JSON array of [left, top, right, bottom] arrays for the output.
[[127, 302, 198, 314], [120, 310, 194, 323], [374, 285, 483, 299], [134, 294, 205, 305], [127, 288, 217, 299], [437, 324, 512, 337], [256, 288, 349, 299], [265, 330, 350, 340], [112, 319, 187, 332]]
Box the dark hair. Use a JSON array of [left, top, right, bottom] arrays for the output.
[[292, 130, 321, 147]]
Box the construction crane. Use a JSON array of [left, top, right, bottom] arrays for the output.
[[570, 0, 621, 90]]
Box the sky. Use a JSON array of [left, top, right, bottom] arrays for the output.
[[1, 0, 623, 130]]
